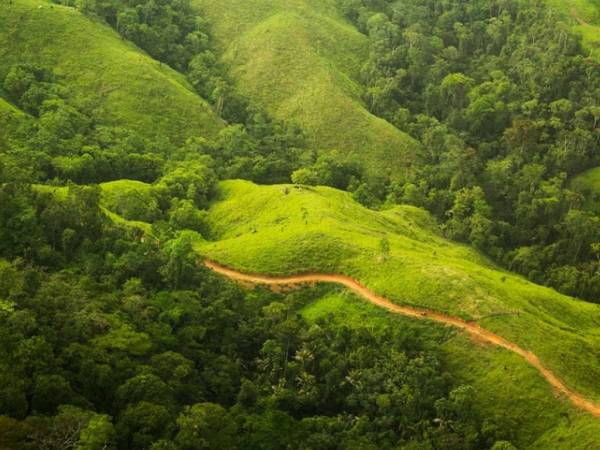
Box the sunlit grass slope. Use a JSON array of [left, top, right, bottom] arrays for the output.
[[193, 0, 420, 174], [196, 179, 600, 408], [34, 177, 600, 447], [0, 0, 223, 144], [302, 290, 600, 449]]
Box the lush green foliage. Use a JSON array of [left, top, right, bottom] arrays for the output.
[[2, 0, 600, 448], [572, 166, 600, 214], [193, 0, 420, 174], [327, 0, 600, 301], [197, 180, 600, 411], [0, 182, 515, 449]]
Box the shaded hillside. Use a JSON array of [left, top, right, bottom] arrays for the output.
[[193, 0, 420, 174], [0, 0, 223, 144]]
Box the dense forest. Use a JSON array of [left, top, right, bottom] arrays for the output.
[[330, 0, 600, 301], [0, 183, 515, 449], [1, 0, 600, 448]]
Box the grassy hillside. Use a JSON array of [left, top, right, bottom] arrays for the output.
[[195, 180, 600, 410], [0, 0, 223, 144], [193, 0, 420, 174], [32, 177, 600, 446], [302, 290, 600, 448]]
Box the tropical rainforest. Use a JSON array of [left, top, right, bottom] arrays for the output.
[[1, 0, 600, 448]]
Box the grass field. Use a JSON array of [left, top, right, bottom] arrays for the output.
[[193, 180, 600, 412], [301, 290, 600, 449], [192, 0, 420, 175], [0, 0, 223, 144]]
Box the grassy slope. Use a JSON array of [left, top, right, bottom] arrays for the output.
[[0, 0, 223, 144], [193, 0, 419, 174], [196, 180, 600, 411], [302, 291, 600, 449]]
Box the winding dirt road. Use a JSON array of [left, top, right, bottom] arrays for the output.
[[205, 259, 600, 419]]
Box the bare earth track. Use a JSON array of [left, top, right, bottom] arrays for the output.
[[205, 259, 600, 419]]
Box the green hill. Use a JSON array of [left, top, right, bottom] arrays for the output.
[[38, 176, 600, 447], [302, 291, 600, 449], [196, 180, 600, 410], [192, 0, 420, 174], [0, 0, 223, 144]]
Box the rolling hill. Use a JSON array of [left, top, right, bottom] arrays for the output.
[[84, 177, 600, 447], [0, 0, 223, 144], [194, 181, 600, 424], [192, 0, 420, 174]]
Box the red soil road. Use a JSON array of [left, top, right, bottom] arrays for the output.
[[205, 259, 600, 420]]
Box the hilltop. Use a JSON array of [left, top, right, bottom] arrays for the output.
[[29, 177, 600, 447]]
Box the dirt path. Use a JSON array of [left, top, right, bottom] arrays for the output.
[[571, 7, 591, 26], [205, 259, 600, 419]]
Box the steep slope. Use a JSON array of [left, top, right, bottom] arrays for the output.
[[193, 0, 420, 174], [0, 0, 223, 144], [196, 180, 600, 411]]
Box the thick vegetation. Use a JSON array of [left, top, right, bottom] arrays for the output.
[[0, 182, 520, 449], [1, 0, 600, 448], [0, 0, 222, 144], [322, 0, 600, 301]]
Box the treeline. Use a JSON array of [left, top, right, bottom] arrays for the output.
[[0, 182, 517, 449], [0, 62, 312, 186], [331, 0, 600, 301]]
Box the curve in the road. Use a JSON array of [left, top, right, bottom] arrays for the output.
[[205, 259, 600, 419]]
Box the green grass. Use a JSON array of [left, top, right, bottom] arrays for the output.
[[0, 0, 223, 144], [194, 179, 600, 411], [33, 182, 154, 234], [193, 0, 420, 175], [301, 290, 600, 448]]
